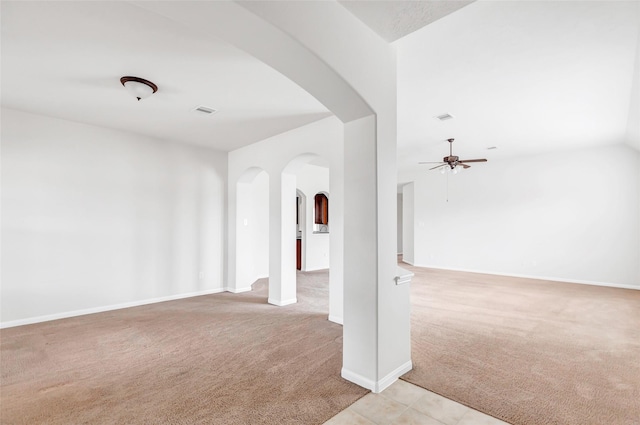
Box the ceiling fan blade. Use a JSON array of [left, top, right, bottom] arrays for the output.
[[459, 163, 470, 169], [429, 164, 447, 171], [418, 161, 443, 164], [459, 159, 487, 163]]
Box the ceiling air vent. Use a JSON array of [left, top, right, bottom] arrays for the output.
[[435, 113, 454, 121], [193, 106, 218, 115]]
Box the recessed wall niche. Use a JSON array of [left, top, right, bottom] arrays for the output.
[[314, 192, 329, 233]]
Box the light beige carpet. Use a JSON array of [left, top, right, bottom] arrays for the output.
[[400, 264, 640, 425], [0, 271, 367, 425]]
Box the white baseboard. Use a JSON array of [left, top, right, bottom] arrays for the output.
[[342, 360, 413, 393], [0, 288, 225, 329], [415, 264, 639, 291], [341, 368, 376, 392], [267, 298, 297, 306], [301, 267, 330, 272], [401, 259, 415, 266], [328, 314, 343, 325], [377, 360, 413, 393], [224, 286, 252, 293]]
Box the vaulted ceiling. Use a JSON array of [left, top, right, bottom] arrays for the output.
[[393, 0, 639, 185]]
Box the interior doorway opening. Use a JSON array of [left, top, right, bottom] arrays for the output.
[[296, 190, 306, 271], [284, 155, 331, 304]]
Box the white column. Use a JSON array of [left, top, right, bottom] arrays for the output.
[[268, 172, 297, 306], [329, 134, 345, 324], [341, 115, 412, 393], [234, 182, 256, 292], [342, 116, 379, 385], [226, 177, 238, 292]]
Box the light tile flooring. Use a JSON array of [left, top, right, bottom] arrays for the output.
[[324, 380, 509, 425]]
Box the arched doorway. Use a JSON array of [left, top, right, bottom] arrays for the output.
[[274, 154, 331, 304], [135, 1, 411, 392]]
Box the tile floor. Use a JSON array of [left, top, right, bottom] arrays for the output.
[[324, 380, 509, 425]]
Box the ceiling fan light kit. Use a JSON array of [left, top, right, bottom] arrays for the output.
[[120, 76, 158, 101], [440, 165, 462, 174]]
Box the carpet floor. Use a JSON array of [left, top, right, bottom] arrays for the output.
[[400, 264, 640, 425], [3, 267, 639, 425], [0, 271, 368, 425]]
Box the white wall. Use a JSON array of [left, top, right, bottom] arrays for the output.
[[406, 144, 640, 288], [1, 108, 227, 326], [251, 172, 270, 279], [296, 164, 330, 271]]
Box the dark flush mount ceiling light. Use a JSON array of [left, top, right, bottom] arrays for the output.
[[120, 76, 158, 101]]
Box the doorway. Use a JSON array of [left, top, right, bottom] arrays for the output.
[[296, 191, 305, 270]]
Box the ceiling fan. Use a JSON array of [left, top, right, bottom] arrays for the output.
[[419, 138, 487, 173]]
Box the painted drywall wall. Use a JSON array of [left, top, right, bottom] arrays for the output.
[[296, 164, 330, 271], [406, 144, 640, 288], [251, 172, 270, 279], [1, 108, 227, 325]]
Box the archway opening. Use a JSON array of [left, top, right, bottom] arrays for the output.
[[296, 189, 306, 271], [282, 154, 331, 303]]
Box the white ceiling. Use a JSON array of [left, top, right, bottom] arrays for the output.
[[2, 1, 638, 179], [395, 0, 640, 185], [0, 2, 331, 152]]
